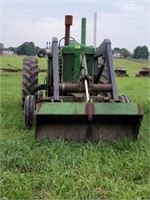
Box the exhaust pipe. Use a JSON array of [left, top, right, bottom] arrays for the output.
[[64, 15, 73, 46], [81, 17, 86, 45]]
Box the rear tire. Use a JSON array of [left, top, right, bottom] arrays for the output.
[[22, 57, 38, 108], [99, 65, 111, 97], [99, 65, 109, 84], [24, 95, 35, 129]]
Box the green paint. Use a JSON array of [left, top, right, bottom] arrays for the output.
[[81, 17, 86, 45], [62, 41, 95, 82], [62, 41, 95, 54], [36, 102, 142, 116]]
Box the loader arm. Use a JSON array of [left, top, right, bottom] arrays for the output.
[[94, 39, 118, 100]]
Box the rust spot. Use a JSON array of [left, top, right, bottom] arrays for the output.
[[0, 68, 21, 72], [85, 102, 95, 121], [36, 103, 42, 113], [137, 104, 143, 115], [65, 15, 73, 25]]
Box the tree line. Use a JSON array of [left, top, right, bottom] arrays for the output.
[[0, 42, 40, 56], [10, 42, 40, 56], [0, 42, 149, 59], [113, 46, 149, 59]]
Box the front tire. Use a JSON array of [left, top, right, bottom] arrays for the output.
[[24, 95, 35, 129]]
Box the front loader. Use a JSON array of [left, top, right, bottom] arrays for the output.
[[22, 15, 143, 142]]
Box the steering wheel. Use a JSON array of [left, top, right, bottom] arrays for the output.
[[58, 36, 76, 49]]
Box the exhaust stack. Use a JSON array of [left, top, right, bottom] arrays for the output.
[[81, 17, 86, 45], [64, 15, 73, 46]]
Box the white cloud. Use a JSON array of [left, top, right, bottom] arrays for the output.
[[2, 17, 63, 47], [1, 0, 149, 52]]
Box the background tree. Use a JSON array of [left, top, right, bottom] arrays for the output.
[[17, 42, 37, 56], [9, 47, 18, 54], [114, 47, 121, 51], [113, 47, 120, 54], [0, 43, 4, 54], [121, 48, 130, 58], [133, 46, 149, 59], [26, 42, 36, 56]]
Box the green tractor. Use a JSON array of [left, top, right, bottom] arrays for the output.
[[22, 15, 143, 142]]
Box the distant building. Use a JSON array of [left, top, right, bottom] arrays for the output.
[[2, 48, 15, 55], [113, 49, 121, 58]]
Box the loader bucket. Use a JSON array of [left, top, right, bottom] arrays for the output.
[[35, 102, 143, 142]]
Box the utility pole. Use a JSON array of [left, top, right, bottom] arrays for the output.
[[93, 12, 97, 48]]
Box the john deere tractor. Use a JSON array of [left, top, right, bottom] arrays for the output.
[[22, 15, 143, 142]]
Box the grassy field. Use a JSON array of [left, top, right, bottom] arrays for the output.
[[0, 56, 150, 199], [114, 58, 150, 77]]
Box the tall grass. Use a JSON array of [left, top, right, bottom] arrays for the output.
[[0, 57, 149, 199]]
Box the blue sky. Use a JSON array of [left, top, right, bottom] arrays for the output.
[[1, 0, 149, 52]]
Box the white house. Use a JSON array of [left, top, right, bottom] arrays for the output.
[[2, 48, 14, 55], [113, 50, 121, 58]]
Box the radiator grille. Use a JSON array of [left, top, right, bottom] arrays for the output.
[[62, 54, 74, 82]]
